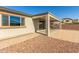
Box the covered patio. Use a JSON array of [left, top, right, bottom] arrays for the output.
[[32, 12, 60, 36]]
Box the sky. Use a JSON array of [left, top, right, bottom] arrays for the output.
[[5, 6, 79, 20]]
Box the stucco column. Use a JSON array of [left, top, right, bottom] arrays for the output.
[[45, 14, 50, 36]]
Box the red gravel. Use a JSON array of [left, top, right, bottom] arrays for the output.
[[0, 34, 79, 53]]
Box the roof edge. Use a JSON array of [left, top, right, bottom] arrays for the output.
[[32, 11, 60, 21], [0, 7, 32, 17]]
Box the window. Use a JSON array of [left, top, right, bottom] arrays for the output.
[[2, 14, 25, 27], [10, 16, 20, 26], [39, 21, 45, 29], [21, 18, 25, 26], [2, 14, 9, 26]]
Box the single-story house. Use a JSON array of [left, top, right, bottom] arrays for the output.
[[0, 7, 59, 40], [62, 18, 73, 23], [62, 18, 79, 24]]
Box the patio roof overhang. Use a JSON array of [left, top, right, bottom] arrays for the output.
[[32, 12, 60, 21], [32, 12, 60, 37]]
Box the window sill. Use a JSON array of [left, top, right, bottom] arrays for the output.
[[0, 26, 26, 29]]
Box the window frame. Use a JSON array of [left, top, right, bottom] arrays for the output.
[[2, 14, 9, 26], [1, 14, 25, 28]]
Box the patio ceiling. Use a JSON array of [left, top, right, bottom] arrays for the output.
[[50, 17, 60, 22]]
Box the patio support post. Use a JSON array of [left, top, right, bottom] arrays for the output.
[[46, 14, 50, 36], [59, 23, 62, 29]]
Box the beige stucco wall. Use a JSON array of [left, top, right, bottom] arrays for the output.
[[0, 14, 1, 27], [33, 19, 39, 32], [0, 12, 35, 40]]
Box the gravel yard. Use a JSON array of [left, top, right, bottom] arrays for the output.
[[0, 34, 79, 53]]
